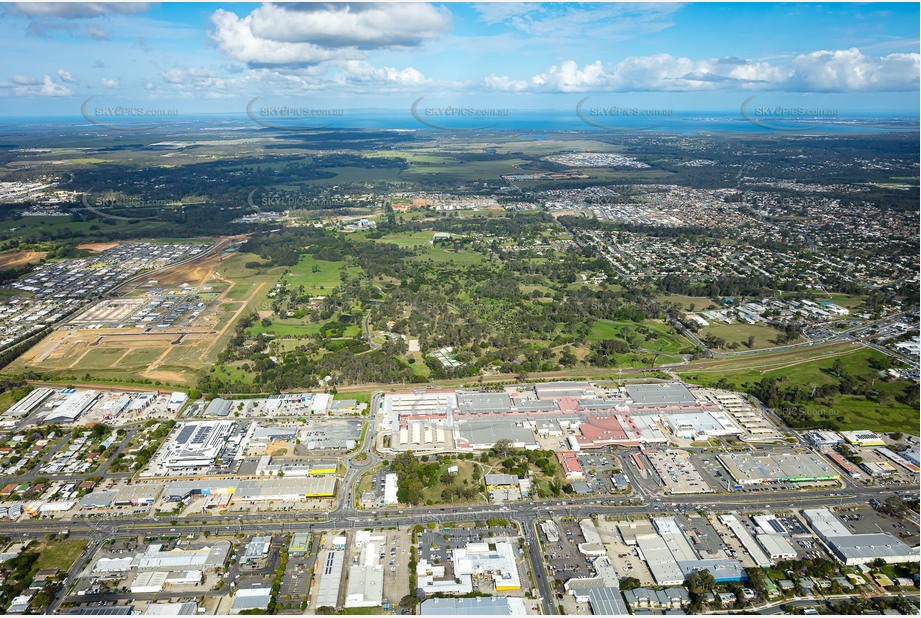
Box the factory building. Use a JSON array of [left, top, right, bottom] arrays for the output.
[[42, 390, 100, 424], [383, 473, 399, 505], [453, 542, 521, 591], [663, 410, 742, 439], [166, 392, 189, 412], [421, 597, 526, 616], [161, 421, 235, 470], [804, 430, 843, 446], [719, 514, 772, 568], [839, 431, 886, 447], [315, 550, 344, 608], [4, 388, 53, 418], [804, 508, 918, 566], [757, 534, 798, 562], [717, 452, 839, 486]]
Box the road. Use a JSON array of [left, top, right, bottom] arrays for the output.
[[24, 478, 913, 613]]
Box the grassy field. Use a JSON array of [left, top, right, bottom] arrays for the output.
[[680, 345, 919, 435], [374, 229, 486, 266], [587, 319, 694, 355], [284, 254, 358, 295], [701, 322, 791, 350], [35, 538, 89, 572], [657, 293, 719, 311]]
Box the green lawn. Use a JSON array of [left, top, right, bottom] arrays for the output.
[[35, 538, 89, 572], [701, 322, 791, 350], [284, 254, 359, 296], [680, 347, 919, 435], [587, 319, 694, 355], [656, 293, 717, 311]]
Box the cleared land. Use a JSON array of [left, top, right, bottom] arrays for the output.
[[701, 322, 792, 350], [75, 241, 120, 253], [6, 246, 279, 387], [0, 250, 46, 270]]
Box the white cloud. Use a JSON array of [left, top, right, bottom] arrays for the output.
[[787, 48, 920, 92], [1, 74, 73, 97], [209, 3, 451, 66], [41, 74, 71, 96], [56, 68, 76, 83], [250, 3, 451, 48], [208, 9, 358, 66], [101, 77, 120, 89], [484, 74, 528, 92], [339, 61, 428, 87], [13, 3, 149, 18], [86, 23, 109, 40], [488, 49, 919, 93]]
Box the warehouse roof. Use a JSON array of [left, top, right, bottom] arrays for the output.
[[826, 534, 915, 561], [231, 588, 272, 612], [626, 383, 696, 406], [421, 597, 526, 615], [587, 587, 629, 615]]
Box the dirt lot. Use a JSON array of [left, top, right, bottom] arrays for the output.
[[0, 249, 46, 270], [7, 242, 266, 386], [76, 241, 120, 253], [153, 248, 228, 287]]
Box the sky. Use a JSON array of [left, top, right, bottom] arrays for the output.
[[0, 2, 918, 119]]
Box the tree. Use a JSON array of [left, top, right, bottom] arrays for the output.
[[492, 438, 515, 458], [686, 569, 716, 602], [620, 576, 641, 590]]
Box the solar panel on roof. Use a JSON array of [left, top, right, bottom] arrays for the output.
[[175, 426, 195, 445]]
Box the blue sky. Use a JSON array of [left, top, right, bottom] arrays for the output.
[[0, 2, 918, 117]]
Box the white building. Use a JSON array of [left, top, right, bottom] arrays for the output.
[[383, 473, 399, 505], [454, 542, 521, 591]]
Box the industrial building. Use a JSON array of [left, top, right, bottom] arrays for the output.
[[663, 410, 742, 439], [679, 559, 747, 582], [626, 383, 696, 406], [804, 430, 843, 446], [453, 542, 521, 591], [564, 556, 629, 614], [757, 534, 798, 562], [315, 550, 344, 608], [717, 452, 839, 486], [383, 473, 399, 505], [455, 420, 538, 450], [289, 533, 310, 556], [234, 477, 337, 501], [4, 387, 52, 418], [160, 421, 235, 470], [804, 508, 918, 566], [232, 588, 272, 613], [421, 597, 526, 616], [164, 477, 335, 503], [839, 431, 886, 447], [720, 514, 772, 568], [345, 536, 384, 608], [241, 536, 271, 565], [42, 390, 100, 424]]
